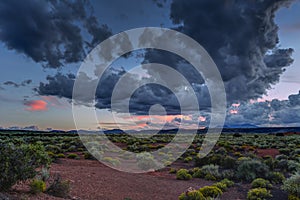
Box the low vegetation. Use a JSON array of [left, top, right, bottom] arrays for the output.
[[0, 131, 299, 199]]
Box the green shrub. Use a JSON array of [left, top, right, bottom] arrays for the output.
[[169, 168, 177, 174], [56, 153, 65, 158], [292, 149, 300, 156], [288, 160, 300, 173], [199, 186, 222, 198], [247, 188, 272, 200], [233, 133, 242, 137], [251, 178, 272, 189], [178, 189, 205, 200], [221, 169, 235, 180], [0, 143, 50, 191], [275, 154, 288, 160], [276, 159, 288, 171], [195, 153, 222, 166], [184, 156, 193, 163], [237, 156, 252, 163], [221, 155, 236, 169], [220, 178, 235, 187], [234, 152, 243, 157], [282, 172, 300, 197], [194, 156, 206, 167], [204, 173, 216, 181], [263, 156, 275, 170], [279, 148, 290, 155], [83, 151, 96, 160], [103, 157, 121, 167], [136, 152, 158, 170], [268, 172, 285, 184], [192, 168, 204, 178], [213, 182, 227, 191], [30, 179, 46, 194], [45, 145, 62, 154], [176, 169, 192, 180], [208, 154, 223, 165], [47, 151, 55, 158], [46, 174, 70, 198], [288, 195, 300, 200], [236, 159, 270, 182], [67, 145, 77, 152], [216, 147, 227, 155], [67, 153, 80, 159], [201, 164, 220, 179]]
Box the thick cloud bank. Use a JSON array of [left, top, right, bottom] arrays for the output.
[[0, 0, 111, 68], [226, 91, 300, 127], [145, 0, 294, 103], [36, 0, 297, 121]]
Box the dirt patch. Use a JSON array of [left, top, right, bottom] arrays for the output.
[[284, 132, 300, 136], [256, 148, 280, 158], [6, 158, 246, 200]]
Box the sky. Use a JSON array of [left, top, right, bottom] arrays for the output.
[[0, 0, 300, 131]]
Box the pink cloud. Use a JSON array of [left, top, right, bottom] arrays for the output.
[[125, 114, 184, 122], [229, 109, 238, 114], [24, 100, 48, 111], [249, 98, 266, 104], [232, 103, 240, 107]]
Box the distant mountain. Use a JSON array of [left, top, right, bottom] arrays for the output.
[[1, 126, 300, 135], [223, 123, 258, 128], [103, 129, 125, 134]]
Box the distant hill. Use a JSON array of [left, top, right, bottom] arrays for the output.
[[223, 123, 258, 128], [1, 126, 300, 135]]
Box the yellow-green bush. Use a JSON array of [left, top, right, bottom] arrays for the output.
[[247, 188, 272, 200], [30, 179, 46, 194], [269, 171, 285, 184], [220, 178, 235, 187], [178, 189, 205, 200], [176, 169, 192, 180], [198, 186, 222, 198], [288, 195, 300, 200], [213, 182, 227, 191], [251, 178, 272, 189]]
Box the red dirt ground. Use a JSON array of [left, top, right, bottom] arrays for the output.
[[6, 157, 247, 200], [256, 148, 280, 158]]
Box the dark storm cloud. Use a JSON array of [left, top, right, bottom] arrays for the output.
[[37, 0, 296, 118], [37, 69, 132, 106], [127, 84, 181, 115], [0, 0, 111, 68], [37, 73, 74, 99], [37, 70, 183, 114], [3, 79, 32, 88], [145, 0, 295, 104]]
